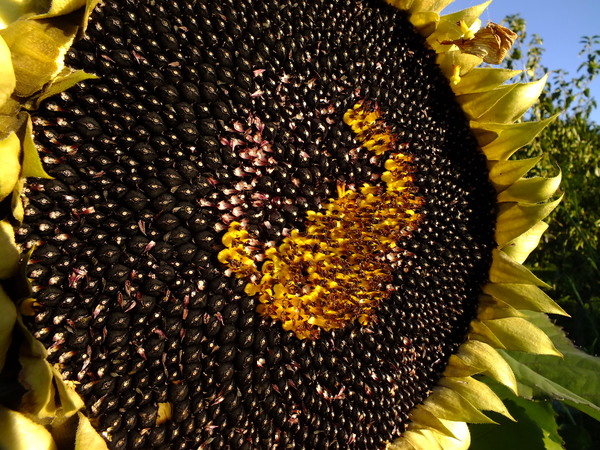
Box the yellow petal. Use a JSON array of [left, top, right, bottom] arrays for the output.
[[75, 412, 108, 450], [51, 366, 85, 417], [489, 249, 550, 288], [0, 131, 20, 201], [409, 11, 439, 35], [11, 177, 25, 221], [478, 75, 548, 123], [469, 319, 507, 349], [21, 114, 52, 178], [0, 35, 16, 105], [501, 221, 548, 264], [32, 68, 97, 109], [478, 294, 524, 320], [397, 429, 443, 450], [0, 0, 91, 28], [434, 419, 470, 450], [444, 353, 484, 378], [428, 2, 492, 49], [0, 405, 57, 450], [497, 171, 561, 203], [439, 377, 514, 420], [0, 220, 20, 279], [385, 0, 454, 15], [453, 340, 518, 394], [436, 50, 482, 80], [495, 196, 562, 247], [482, 317, 562, 356], [457, 84, 517, 120], [0, 15, 78, 97], [422, 385, 495, 423], [0, 285, 17, 370], [17, 314, 58, 418], [395, 0, 454, 14], [453, 68, 521, 95], [483, 282, 568, 316], [477, 114, 558, 160], [0, 0, 35, 29], [487, 156, 543, 190], [32, 0, 87, 19], [409, 406, 460, 438]]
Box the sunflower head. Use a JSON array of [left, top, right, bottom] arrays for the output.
[[0, 0, 566, 449]]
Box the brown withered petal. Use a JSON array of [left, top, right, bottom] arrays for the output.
[[442, 22, 518, 65]]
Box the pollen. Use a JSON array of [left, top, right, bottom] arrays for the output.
[[220, 105, 424, 339]]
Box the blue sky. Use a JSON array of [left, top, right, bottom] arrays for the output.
[[448, 0, 600, 124]]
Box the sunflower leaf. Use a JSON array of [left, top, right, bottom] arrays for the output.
[[499, 311, 600, 421], [469, 381, 564, 450]]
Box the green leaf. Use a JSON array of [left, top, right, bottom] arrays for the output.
[[499, 311, 600, 421], [470, 381, 564, 450]]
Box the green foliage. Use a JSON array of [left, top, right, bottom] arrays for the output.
[[470, 381, 564, 450]]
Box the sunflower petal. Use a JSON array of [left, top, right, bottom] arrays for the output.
[[477, 294, 524, 319], [385, 0, 454, 14], [497, 171, 561, 203], [444, 353, 484, 378], [489, 249, 551, 287], [0, 405, 58, 450], [487, 156, 543, 190], [422, 385, 496, 423], [31, 68, 97, 109], [483, 283, 569, 316], [458, 84, 517, 120], [495, 196, 562, 247], [434, 420, 470, 449], [410, 0, 455, 13], [428, 2, 491, 48], [0, 220, 20, 279], [391, 429, 442, 450], [476, 114, 558, 160], [409, 406, 460, 438], [454, 340, 518, 394], [75, 412, 108, 450], [439, 377, 514, 420], [0, 15, 79, 97], [31, 0, 87, 19], [452, 68, 521, 95], [478, 75, 548, 123], [385, 0, 416, 12], [409, 12, 439, 35], [21, 114, 52, 178], [469, 319, 507, 349], [17, 315, 58, 418], [51, 366, 85, 417], [0, 35, 16, 105], [501, 221, 549, 264], [482, 317, 562, 356], [0, 131, 21, 201], [436, 51, 483, 79], [19, 356, 57, 419], [11, 178, 25, 221]]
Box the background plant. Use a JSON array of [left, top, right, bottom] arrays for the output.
[[470, 16, 600, 449]]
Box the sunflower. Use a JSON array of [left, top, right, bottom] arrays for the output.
[[0, 0, 567, 449]]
